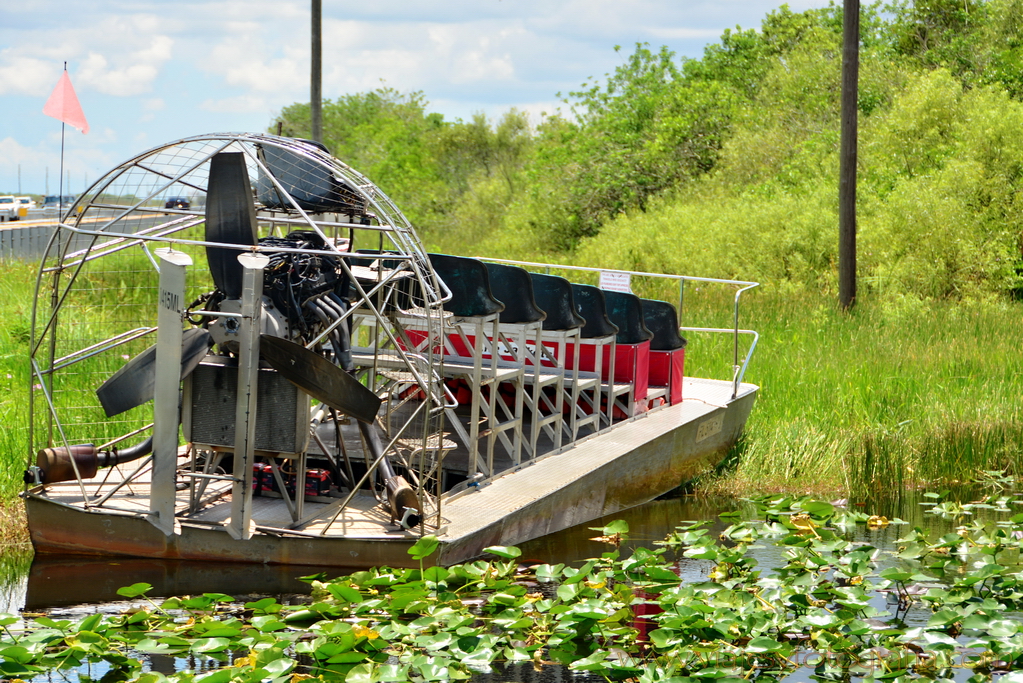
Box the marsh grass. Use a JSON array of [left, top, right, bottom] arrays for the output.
[[0, 260, 37, 492], [37, 237, 218, 449], [0, 501, 30, 547], [704, 288, 1023, 497]]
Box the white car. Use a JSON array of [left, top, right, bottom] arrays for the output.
[[0, 195, 17, 220], [16, 196, 36, 210]]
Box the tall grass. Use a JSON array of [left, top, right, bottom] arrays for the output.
[[706, 289, 1023, 497], [0, 260, 37, 497], [0, 243, 208, 499]]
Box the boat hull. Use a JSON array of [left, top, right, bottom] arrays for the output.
[[25, 385, 756, 569]]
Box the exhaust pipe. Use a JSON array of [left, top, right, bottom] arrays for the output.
[[26, 436, 155, 485], [358, 422, 422, 528], [30, 444, 99, 484], [383, 467, 422, 529]]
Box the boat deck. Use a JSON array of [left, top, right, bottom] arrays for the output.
[[39, 468, 419, 541]]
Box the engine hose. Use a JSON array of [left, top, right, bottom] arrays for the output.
[[286, 271, 309, 334], [102, 436, 155, 467], [316, 300, 348, 367], [325, 293, 352, 334]]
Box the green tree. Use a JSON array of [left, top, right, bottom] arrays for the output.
[[517, 43, 744, 250], [881, 0, 1023, 98], [274, 91, 536, 248], [427, 110, 535, 252], [275, 88, 448, 227]]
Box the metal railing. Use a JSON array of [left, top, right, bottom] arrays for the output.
[[480, 258, 759, 399]]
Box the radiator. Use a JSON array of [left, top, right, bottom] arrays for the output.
[[182, 355, 309, 455]]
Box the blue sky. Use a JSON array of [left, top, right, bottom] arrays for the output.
[[0, 0, 830, 196]]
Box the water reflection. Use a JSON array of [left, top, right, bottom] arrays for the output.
[[10, 497, 736, 612], [516, 495, 735, 566], [3, 490, 989, 612], [23, 557, 343, 610], [0, 550, 31, 614]]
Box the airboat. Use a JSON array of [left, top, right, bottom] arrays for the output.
[[21, 133, 758, 568]]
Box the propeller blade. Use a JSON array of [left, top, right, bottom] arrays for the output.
[[259, 335, 381, 424], [97, 328, 212, 417], [205, 152, 257, 299]]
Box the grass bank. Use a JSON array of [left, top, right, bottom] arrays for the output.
[[0, 260, 34, 499], [697, 289, 1023, 497]]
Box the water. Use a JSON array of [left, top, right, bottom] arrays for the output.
[[7, 492, 966, 610], [0, 490, 1006, 681]]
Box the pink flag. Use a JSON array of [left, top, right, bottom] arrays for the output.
[[43, 70, 89, 134]]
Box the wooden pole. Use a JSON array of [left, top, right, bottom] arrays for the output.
[[839, 0, 859, 309], [311, 0, 323, 143]]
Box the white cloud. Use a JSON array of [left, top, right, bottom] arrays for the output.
[[0, 137, 36, 167], [81, 54, 151, 96], [0, 56, 56, 96], [0, 14, 174, 98], [425, 23, 520, 84], [77, 30, 173, 96], [199, 94, 274, 114], [201, 25, 304, 97]]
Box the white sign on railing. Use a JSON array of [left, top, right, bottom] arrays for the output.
[[599, 270, 631, 293]]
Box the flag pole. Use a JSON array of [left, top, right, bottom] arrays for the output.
[[57, 62, 66, 220], [39, 60, 89, 451], [46, 62, 69, 448], [44, 60, 88, 218]]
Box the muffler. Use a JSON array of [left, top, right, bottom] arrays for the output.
[[26, 437, 155, 485]]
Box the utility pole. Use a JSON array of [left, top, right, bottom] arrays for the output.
[[311, 0, 323, 143], [839, 0, 860, 309]]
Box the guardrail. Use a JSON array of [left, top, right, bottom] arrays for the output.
[[0, 208, 119, 262], [0, 223, 55, 263]]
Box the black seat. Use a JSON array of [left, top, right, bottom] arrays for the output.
[[529, 273, 585, 331], [641, 299, 687, 351], [256, 139, 365, 214], [429, 253, 504, 318], [347, 248, 403, 269], [602, 291, 654, 345], [571, 284, 619, 339], [486, 263, 546, 325], [346, 249, 416, 310]]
